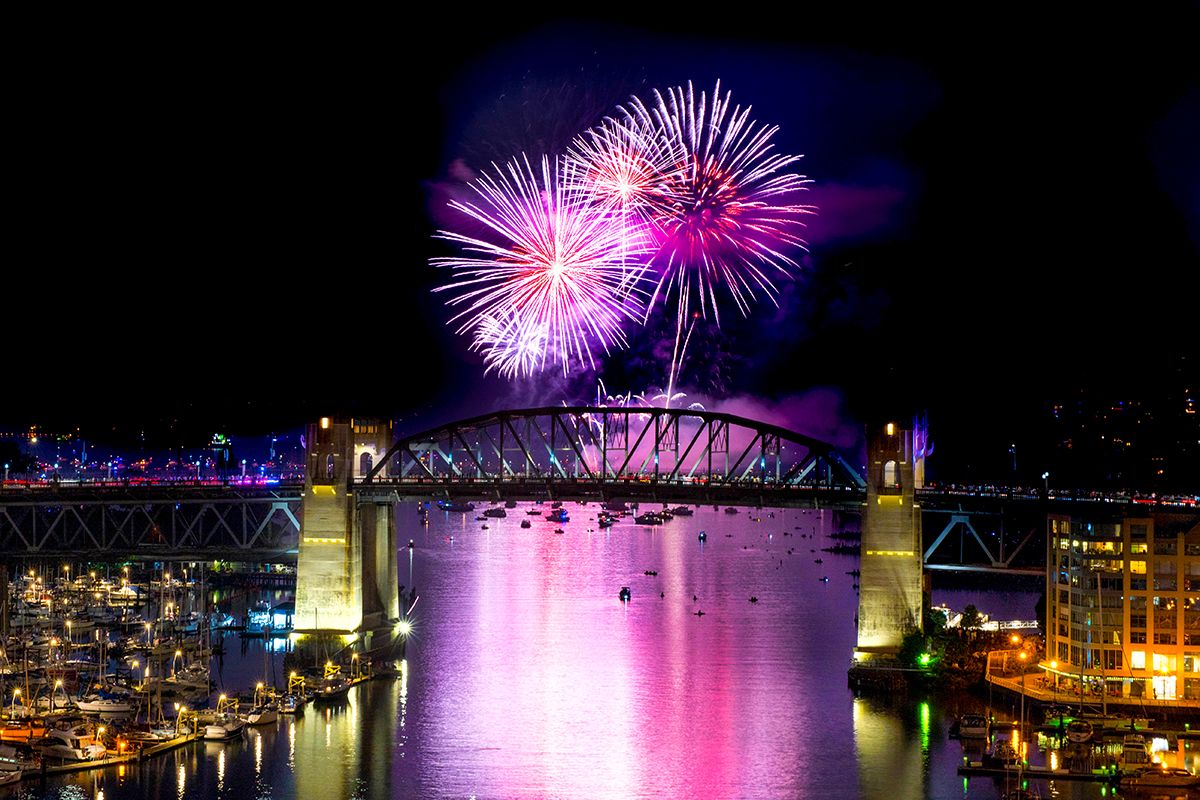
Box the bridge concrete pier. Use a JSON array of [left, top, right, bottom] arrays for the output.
[[855, 421, 927, 657], [294, 418, 399, 635]]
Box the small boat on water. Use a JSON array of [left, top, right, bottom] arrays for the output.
[[437, 500, 475, 513], [520, 520, 531, 529], [1120, 767, 1200, 789], [724, 507, 739, 514], [203, 715, 246, 741], [618, 586, 631, 602], [634, 512, 662, 525], [1064, 719, 1093, 743], [279, 694, 306, 715], [0, 767, 21, 786], [483, 508, 507, 518], [951, 714, 988, 738], [671, 506, 693, 516], [983, 738, 1020, 769], [245, 704, 278, 726], [545, 509, 569, 523]]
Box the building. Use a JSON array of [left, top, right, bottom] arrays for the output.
[[1043, 511, 1200, 701]]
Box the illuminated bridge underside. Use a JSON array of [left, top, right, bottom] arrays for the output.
[[0, 487, 301, 556], [362, 406, 866, 504]]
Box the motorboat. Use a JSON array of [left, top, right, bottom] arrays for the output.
[[952, 714, 989, 738], [203, 715, 246, 741], [634, 512, 662, 525], [520, 519, 531, 529], [1064, 719, 1093, 743], [983, 738, 1021, 768], [437, 500, 475, 513], [671, 506, 694, 516], [279, 694, 306, 715], [619, 586, 631, 602], [483, 508, 507, 518], [545, 509, 569, 523], [0, 766, 21, 786], [598, 516, 615, 528], [0, 717, 46, 743], [1120, 767, 1200, 789], [1118, 733, 1154, 772], [38, 726, 106, 761], [724, 507, 739, 514], [313, 678, 352, 703]]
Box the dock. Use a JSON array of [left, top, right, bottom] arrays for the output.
[[958, 762, 1116, 784], [24, 731, 201, 782]]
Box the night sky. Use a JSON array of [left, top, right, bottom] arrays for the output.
[[7, 11, 1198, 483]]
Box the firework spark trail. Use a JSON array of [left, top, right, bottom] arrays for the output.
[[644, 79, 815, 325], [433, 155, 653, 376]]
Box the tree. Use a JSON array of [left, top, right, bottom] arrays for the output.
[[899, 630, 931, 670], [960, 604, 982, 632]]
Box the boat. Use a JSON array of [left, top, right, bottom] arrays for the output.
[[0, 767, 21, 786], [244, 704, 278, 726], [619, 586, 631, 602], [504, 499, 517, 509], [0, 717, 46, 743], [520, 520, 531, 529], [724, 507, 739, 514], [525, 509, 542, 515], [983, 738, 1021, 768], [545, 509, 569, 523], [280, 694, 306, 715], [483, 508, 507, 518], [598, 516, 614, 529], [1120, 767, 1200, 789], [203, 715, 246, 741], [1064, 719, 1093, 743], [671, 506, 693, 516], [37, 726, 107, 761], [698, 531, 707, 542], [76, 694, 134, 714], [436, 500, 475, 513], [634, 512, 662, 525], [1118, 733, 1154, 772], [951, 714, 989, 738], [314, 662, 353, 703]]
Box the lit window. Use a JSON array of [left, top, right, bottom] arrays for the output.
[[1152, 653, 1173, 672], [1131, 542, 1148, 554], [1131, 651, 1146, 670], [1130, 561, 1146, 575]]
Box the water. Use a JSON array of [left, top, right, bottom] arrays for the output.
[[14, 504, 1192, 798]]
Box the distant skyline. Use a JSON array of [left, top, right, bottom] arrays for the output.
[[6, 11, 1198, 486]]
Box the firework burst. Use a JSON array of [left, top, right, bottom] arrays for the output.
[[645, 80, 815, 324], [433, 155, 652, 375]]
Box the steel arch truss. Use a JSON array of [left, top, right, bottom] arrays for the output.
[[364, 406, 865, 491], [0, 490, 301, 554]]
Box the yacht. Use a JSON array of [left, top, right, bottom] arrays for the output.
[[483, 508, 507, 518], [38, 726, 106, 761], [952, 714, 989, 738], [1120, 767, 1199, 790], [1118, 734, 1154, 772]]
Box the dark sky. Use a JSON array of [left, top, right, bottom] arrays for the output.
[[6, 11, 1198, 478]]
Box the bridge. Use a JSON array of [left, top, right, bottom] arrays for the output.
[[0, 407, 1192, 561]]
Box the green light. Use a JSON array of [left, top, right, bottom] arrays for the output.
[[918, 653, 932, 666]]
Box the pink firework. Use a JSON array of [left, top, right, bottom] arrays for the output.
[[565, 104, 684, 225], [433, 155, 651, 376], [645, 80, 814, 324]]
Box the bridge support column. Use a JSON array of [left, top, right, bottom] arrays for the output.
[[295, 418, 398, 635], [855, 422, 925, 657]]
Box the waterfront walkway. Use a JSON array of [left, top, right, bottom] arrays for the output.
[[987, 673, 1200, 713]]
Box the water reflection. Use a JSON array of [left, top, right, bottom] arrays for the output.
[[23, 505, 1097, 799]]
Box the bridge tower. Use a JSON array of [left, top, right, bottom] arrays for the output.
[[855, 421, 925, 656], [294, 417, 399, 634]]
